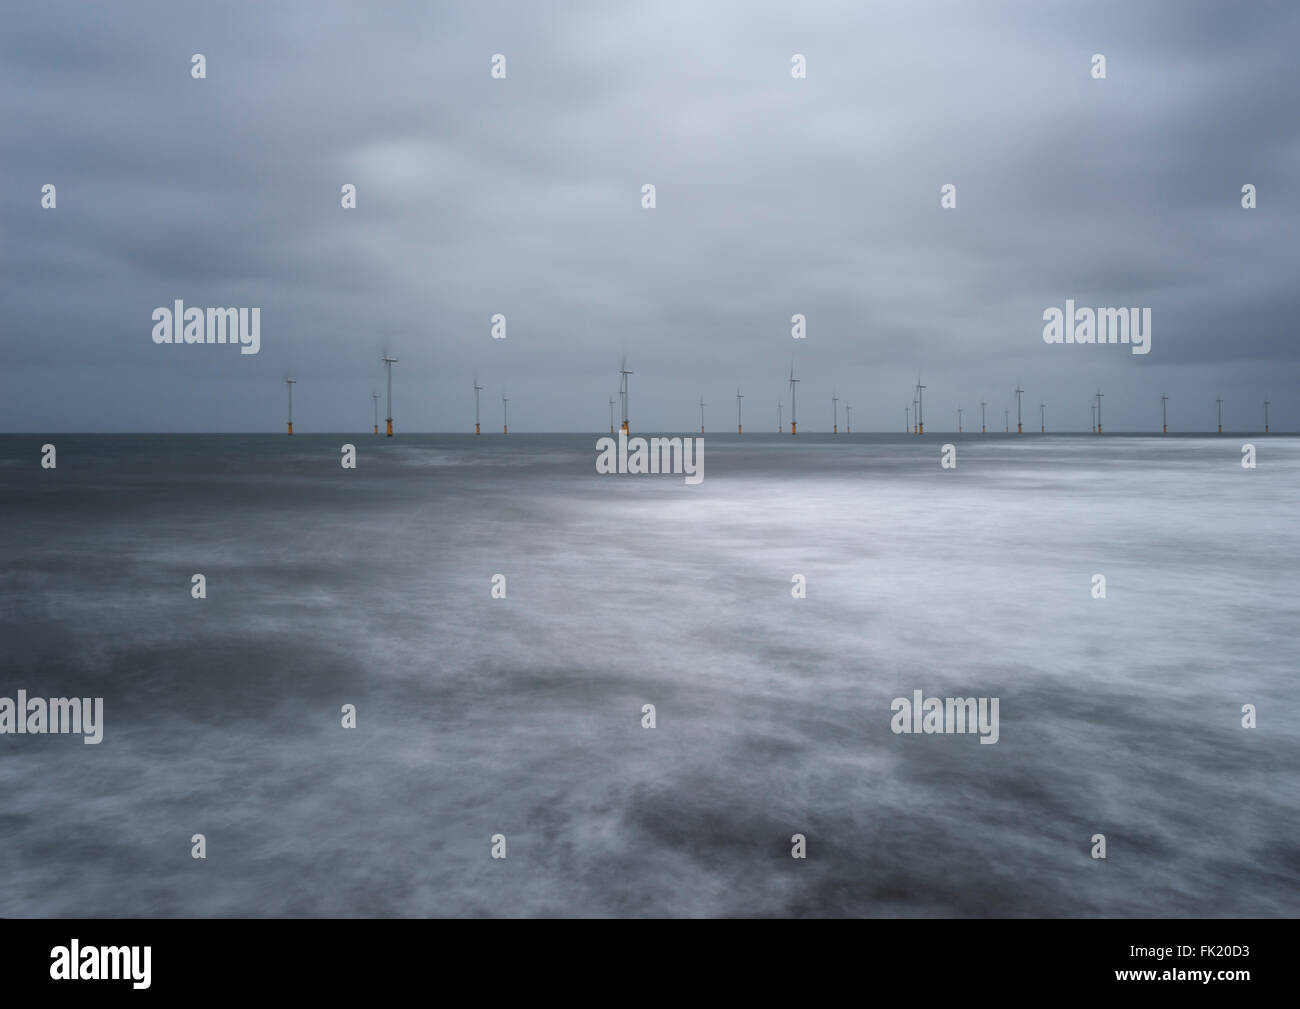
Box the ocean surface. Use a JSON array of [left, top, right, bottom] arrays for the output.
[[1, 432, 1297, 917]]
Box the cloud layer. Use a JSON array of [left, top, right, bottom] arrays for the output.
[[3, 0, 1297, 431]]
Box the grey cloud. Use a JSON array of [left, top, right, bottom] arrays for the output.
[[1, 0, 1297, 432]]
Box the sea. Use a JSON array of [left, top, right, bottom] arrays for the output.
[[1, 432, 1296, 917]]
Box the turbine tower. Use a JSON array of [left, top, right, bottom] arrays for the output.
[[1216, 395, 1223, 433], [958, 406, 963, 433], [285, 377, 295, 436], [788, 365, 799, 435], [1004, 408, 1009, 433], [1039, 401, 1045, 434], [473, 374, 483, 435], [608, 394, 615, 435], [382, 355, 398, 437], [915, 380, 926, 435], [619, 356, 632, 434], [778, 401, 783, 433], [736, 387, 743, 434], [1095, 388, 1104, 434], [1091, 401, 1096, 433], [980, 400, 987, 434], [699, 395, 706, 434], [905, 405, 910, 433], [1014, 381, 1024, 434], [1264, 399, 1270, 434], [502, 392, 509, 435], [832, 389, 839, 434], [846, 403, 852, 433], [371, 391, 380, 435], [1161, 393, 1168, 434]]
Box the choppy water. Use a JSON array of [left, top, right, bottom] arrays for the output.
[[1, 433, 1297, 917]]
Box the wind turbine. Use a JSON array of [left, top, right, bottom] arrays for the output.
[[1003, 408, 1009, 433], [285, 377, 295, 436], [502, 392, 509, 435], [619, 355, 632, 434], [778, 401, 783, 433], [1091, 401, 1097, 433], [788, 364, 799, 435], [832, 389, 839, 434], [905, 405, 910, 433], [1264, 399, 1270, 434], [473, 374, 483, 435], [371, 391, 380, 435], [1216, 395, 1223, 433], [1014, 381, 1024, 434], [608, 394, 615, 435], [1095, 388, 1104, 434], [980, 400, 987, 434], [958, 406, 963, 433], [1039, 401, 1045, 434], [1161, 393, 1168, 434], [736, 387, 743, 434], [846, 403, 852, 433], [915, 379, 926, 435], [699, 395, 706, 434], [382, 355, 398, 437]]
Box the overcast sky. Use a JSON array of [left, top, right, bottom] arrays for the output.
[[3, 0, 1297, 432]]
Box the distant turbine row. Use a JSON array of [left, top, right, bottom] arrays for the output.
[[278, 356, 1276, 435]]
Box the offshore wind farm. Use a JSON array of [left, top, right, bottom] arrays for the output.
[[5, 348, 1293, 921], [278, 353, 1286, 438], [3, 0, 1299, 933]]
